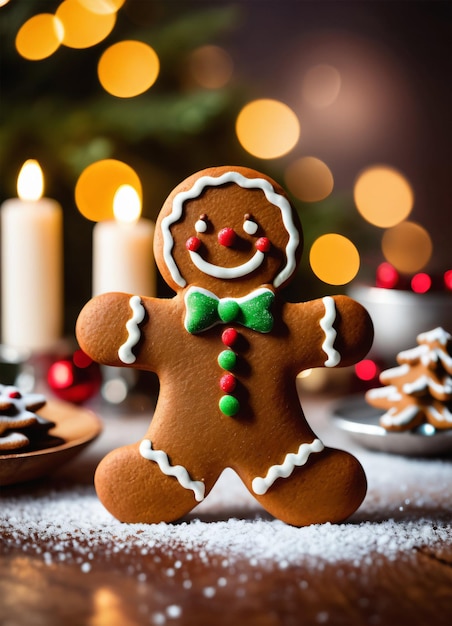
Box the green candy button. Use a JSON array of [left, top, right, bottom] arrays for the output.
[[218, 299, 240, 323], [219, 394, 240, 416], [217, 349, 237, 371]]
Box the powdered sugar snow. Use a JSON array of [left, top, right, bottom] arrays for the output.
[[1, 400, 451, 570]]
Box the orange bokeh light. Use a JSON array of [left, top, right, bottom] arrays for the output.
[[98, 40, 160, 98], [75, 159, 142, 222], [15, 14, 64, 60], [354, 165, 414, 228], [381, 221, 432, 274], [284, 157, 334, 202], [56, 0, 116, 49], [309, 234, 360, 285], [235, 99, 300, 159]]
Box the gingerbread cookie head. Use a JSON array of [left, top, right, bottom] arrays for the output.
[[153, 166, 303, 298]]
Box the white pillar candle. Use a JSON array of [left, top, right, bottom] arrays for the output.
[[1, 160, 63, 351], [92, 185, 155, 297]]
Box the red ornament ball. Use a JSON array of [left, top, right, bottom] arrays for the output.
[[47, 350, 101, 404]]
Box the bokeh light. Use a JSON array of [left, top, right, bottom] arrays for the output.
[[15, 14, 64, 60], [188, 45, 234, 89], [56, 0, 116, 49], [375, 262, 399, 289], [411, 273, 432, 294], [98, 40, 160, 98], [302, 64, 341, 109], [235, 99, 300, 159], [444, 270, 452, 291], [354, 166, 414, 228], [75, 159, 142, 222], [381, 221, 432, 274], [284, 157, 334, 202], [355, 359, 379, 382], [78, 0, 125, 14], [309, 234, 360, 285]]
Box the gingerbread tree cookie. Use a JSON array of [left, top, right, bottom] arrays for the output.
[[366, 327, 452, 431], [77, 166, 374, 526], [0, 384, 51, 452]]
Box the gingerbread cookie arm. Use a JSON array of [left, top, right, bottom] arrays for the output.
[[284, 294, 373, 372], [76, 292, 156, 369]]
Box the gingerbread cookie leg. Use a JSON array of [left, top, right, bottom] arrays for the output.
[[94, 441, 218, 523], [238, 445, 367, 527]]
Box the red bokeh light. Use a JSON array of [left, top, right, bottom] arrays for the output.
[[355, 359, 379, 381], [376, 262, 399, 289], [444, 270, 452, 291], [411, 273, 431, 293]]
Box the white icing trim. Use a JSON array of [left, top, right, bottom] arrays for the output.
[[402, 374, 452, 397], [425, 404, 452, 424], [417, 327, 451, 346], [161, 171, 300, 288], [252, 439, 324, 495], [188, 248, 265, 280], [320, 297, 341, 367], [139, 439, 205, 502], [380, 405, 419, 427], [118, 296, 145, 364], [366, 385, 402, 402], [380, 364, 409, 383]]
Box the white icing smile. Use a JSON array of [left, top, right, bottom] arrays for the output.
[[188, 248, 265, 280]]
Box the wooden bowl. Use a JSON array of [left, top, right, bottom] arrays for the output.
[[0, 400, 102, 486]]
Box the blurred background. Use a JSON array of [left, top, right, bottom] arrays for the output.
[[1, 0, 451, 376]]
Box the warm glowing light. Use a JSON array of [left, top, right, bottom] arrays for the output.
[[309, 234, 360, 285], [98, 40, 160, 98], [354, 166, 414, 228], [78, 0, 125, 14], [411, 273, 432, 294], [444, 270, 452, 291], [0, 0, 11, 7], [17, 160, 44, 201], [113, 185, 141, 223], [284, 157, 334, 202], [376, 262, 399, 289], [50, 361, 74, 388], [75, 159, 142, 222], [188, 45, 234, 89], [235, 99, 300, 159], [355, 360, 379, 382], [382, 221, 432, 274], [302, 64, 341, 109], [56, 0, 116, 49], [15, 14, 64, 60]]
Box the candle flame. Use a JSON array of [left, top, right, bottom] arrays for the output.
[[17, 159, 44, 201], [113, 185, 141, 223]]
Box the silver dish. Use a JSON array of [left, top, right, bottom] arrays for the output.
[[331, 395, 452, 456]]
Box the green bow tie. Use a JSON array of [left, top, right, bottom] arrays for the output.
[[184, 287, 275, 334]]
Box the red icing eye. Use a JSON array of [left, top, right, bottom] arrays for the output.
[[256, 237, 271, 252], [222, 328, 238, 347], [8, 391, 22, 399], [218, 227, 236, 247], [186, 236, 201, 252]]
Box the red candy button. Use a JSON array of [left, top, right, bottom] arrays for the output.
[[218, 227, 236, 247], [222, 328, 238, 347], [220, 373, 236, 393], [255, 237, 271, 252], [186, 236, 201, 251]]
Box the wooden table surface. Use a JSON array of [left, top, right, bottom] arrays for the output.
[[1, 392, 452, 626]]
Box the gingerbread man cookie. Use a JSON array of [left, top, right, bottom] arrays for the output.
[[76, 166, 373, 526]]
